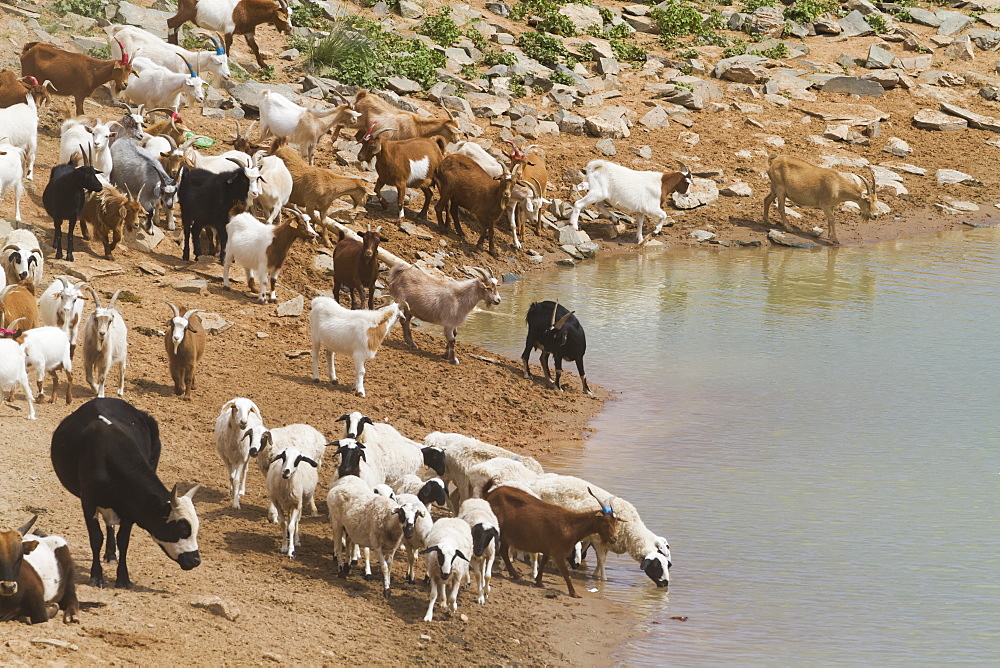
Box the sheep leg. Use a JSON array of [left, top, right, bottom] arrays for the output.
[[166, 205, 176, 231], [444, 327, 459, 365], [593, 542, 609, 580], [352, 353, 366, 397], [286, 505, 301, 558], [238, 461, 248, 497], [447, 576, 460, 613], [379, 550, 393, 598], [424, 580, 440, 622], [230, 466, 241, 509], [484, 551, 493, 601], [307, 490, 318, 517], [327, 350, 337, 384], [275, 507, 288, 555], [268, 502, 278, 524], [406, 548, 417, 584], [363, 547, 372, 580]]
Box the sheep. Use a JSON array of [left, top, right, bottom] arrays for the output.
[[309, 298, 401, 397], [122, 56, 206, 110], [59, 119, 114, 176], [420, 517, 473, 621], [39, 277, 86, 356], [522, 300, 592, 395], [252, 152, 292, 224], [258, 91, 359, 165], [329, 438, 382, 489], [395, 492, 432, 584], [20, 326, 73, 405], [79, 185, 145, 259], [43, 152, 105, 262], [214, 398, 264, 509], [164, 302, 205, 400], [484, 484, 620, 598], [223, 207, 318, 303], [109, 25, 231, 84], [266, 446, 319, 558], [0, 280, 40, 332], [249, 423, 328, 521], [2, 229, 42, 287], [79, 287, 128, 399], [332, 224, 382, 310], [335, 412, 426, 489], [387, 264, 501, 365], [20, 42, 134, 117], [458, 498, 499, 605], [358, 126, 447, 221], [434, 153, 522, 257], [568, 159, 693, 244], [326, 474, 415, 598], [763, 154, 879, 245], [0, 139, 26, 224], [394, 474, 449, 509], [0, 328, 35, 419], [500, 475, 672, 589], [464, 456, 543, 502], [0, 93, 37, 180], [167, 0, 292, 68]]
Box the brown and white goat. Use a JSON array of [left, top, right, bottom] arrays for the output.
[[0, 516, 80, 624], [0, 279, 39, 333], [504, 141, 549, 249], [269, 137, 371, 244], [20, 42, 135, 117], [167, 0, 291, 68], [350, 90, 461, 145], [145, 109, 192, 145], [359, 125, 447, 221], [0, 72, 51, 109], [79, 185, 145, 259], [435, 154, 522, 257], [763, 154, 879, 245], [164, 302, 205, 401], [484, 484, 620, 598], [223, 206, 318, 303], [259, 91, 360, 165], [332, 224, 382, 310]]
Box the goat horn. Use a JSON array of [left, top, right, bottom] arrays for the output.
[[523, 144, 540, 154], [165, 301, 180, 318], [554, 310, 575, 330], [587, 487, 614, 515], [114, 37, 130, 66], [145, 107, 175, 117], [55, 276, 70, 290], [232, 119, 243, 138], [677, 161, 691, 175], [441, 104, 454, 120], [225, 156, 249, 169], [86, 285, 104, 309], [108, 289, 124, 310], [330, 88, 351, 107], [550, 301, 559, 327], [163, 134, 178, 150], [3, 316, 25, 332], [76, 143, 87, 167], [17, 515, 37, 536], [247, 120, 257, 138], [182, 308, 204, 321], [177, 53, 197, 78]]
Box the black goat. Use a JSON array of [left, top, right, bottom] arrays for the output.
[[521, 300, 592, 395], [177, 157, 260, 262], [42, 147, 103, 261]]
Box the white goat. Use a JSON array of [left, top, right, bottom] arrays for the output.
[[39, 277, 86, 355], [214, 397, 264, 509], [59, 119, 114, 176], [252, 152, 293, 223], [266, 446, 319, 558], [184, 148, 253, 174], [79, 286, 128, 399], [451, 140, 503, 177], [0, 336, 35, 419], [0, 94, 37, 180], [259, 91, 360, 164], [1, 229, 42, 287], [458, 498, 500, 605], [20, 326, 72, 405], [568, 159, 693, 243], [110, 25, 231, 83], [421, 517, 473, 621], [123, 56, 207, 110], [0, 139, 25, 224], [309, 298, 401, 397], [223, 209, 317, 303]]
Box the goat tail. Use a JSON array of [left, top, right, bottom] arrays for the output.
[[433, 136, 447, 153]]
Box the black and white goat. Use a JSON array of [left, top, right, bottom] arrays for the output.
[[178, 155, 262, 262], [521, 300, 591, 395]]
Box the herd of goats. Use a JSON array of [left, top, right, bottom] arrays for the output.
[[0, 0, 891, 628]]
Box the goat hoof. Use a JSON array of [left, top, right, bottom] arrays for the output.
[[383, 588, 391, 599], [363, 573, 373, 582]]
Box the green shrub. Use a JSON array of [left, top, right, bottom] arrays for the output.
[[550, 70, 575, 85], [537, 11, 577, 36], [742, 0, 775, 11], [291, 0, 326, 28], [676, 48, 699, 60], [87, 44, 110, 60], [481, 49, 518, 67], [650, 1, 705, 38], [517, 30, 568, 68], [53, 0, 103, 18], [418, 7, 462, 46], [465, 28, 489, 50], [867, 14, 888, 33], [510, 0, 576, 36], [509, 75, 527, 97], [782, 0, 837, 23], [460, 63, 479, 79], [611, 39, 646, 62], [256, 65, 275, 81], [760, 41, 788, 59]]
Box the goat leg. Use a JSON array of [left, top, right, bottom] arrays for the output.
[[500, 541, 521, 580], [554, 357, 564, 392], [534, 553, 550, 587], [400, 315, 417, 350], [576, 358, 593, 396], [521, 343, 534, 380], [540, 351, 553, 387], [824, 207, 839, 245], [555, 553, 580, 598], [417, 186, 433, 219], [54, 219, 63, 259], [244, 32, 266, 69]]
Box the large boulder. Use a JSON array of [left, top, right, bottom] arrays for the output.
[[116, 2, 174, 37], [713, 55, 770, 83], [584, 115, 630, 139], [228, 82, 301, 111], [838, 10, 874, 37], [823, 76, 885, 97], [466, 93, 511, 118]]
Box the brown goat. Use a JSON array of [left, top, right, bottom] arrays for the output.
[[164, 302, 205, 401], [359, 126, 446, 221], [0, 278, 39, 334], [0, 71, 51, 109], [145, 109, 192, 145], [79, 186, 145, 259], [167, 0, 291, 68], [505, 140, 549, 241], [484, 485, 621, 598], [20, 42, 134, 117], [227, 120, 262, 155], [434, 154, 522, 257], [349, 90, 461, 145], [332, 224, 382, 310]]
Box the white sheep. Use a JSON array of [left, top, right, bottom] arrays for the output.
[[463, 456, 543, 502], [0, 139, 25, 223], [250, 423, 327, 522], [20, 326, 72, 405], [223, 209, 317, 303], [458, 498, 499, 605], [252, 152, 293, 224], [266, 446, 320, 558], [394, 474, 449, 509], [421, 517, 473, 622], [2, 228, 43, 287], [395, 492, 432, 584], [310, 298, 401, 398], [79, 286, 128, 398], [39, 277, 86, 355], [0, 94, 37, 180], [0, 336, 35, 419], [122, 56, 207, 110], [214, 397, 264, 509], [337, 411, 426, 489], [326, 474, 415, 598], [59, 119, 114, 176]]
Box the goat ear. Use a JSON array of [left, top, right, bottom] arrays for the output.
[[22, 539, 39, 555], [187, 321, 199, 333]]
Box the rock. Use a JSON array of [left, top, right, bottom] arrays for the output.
[[846, 0, 879, 15], [980, 12, 1000, 27], [170, 278, 210, 295], [936, 201, 979, 214], [486, 2, 510, 18], [624, 14, 658, 33], [720, 181, 753, 197], [824, 124, 851, 141], [912, 109, 968, 130], [138, 261, 166, 276], [968, 28, 1000, 50], [689, 229, 716, 242], [861, 70, 900, 90], [748, 6, 785, 37], [198, 313, 232, 335], [713, 55, 770, 83], [558, 226, 591, 245], [116, 2, 173, 37], [672, 178, 719, 209], [276, 295, 304, 317], [278, 49, 300, 61], [768, 229, 816, 248], [577, 241, 600, 258], [838, 10, 874, 38], [634, 145, 652, 159], [866, 44, 894, 69], [49, 259, 125, 282], [917, 70, 966, 86], [944, 35, 975, 61], [939, 101, 1000, 132], [585, 116, 629, 139], [398, 0, 424, 19], [557, 113, 586, 135], [561, 244, 584, 259], [124, 225, 165, 253], [882, 137, 912, 157], [908, 8, 941, 27], [938, 12, 974, 36], [881, 161, 925, 175], [228, 82, 301, 111], [678, 131, 699, 146], [638, 106, 671, 129], [466, 93, 510, 118], [936, 169, 981, 185], [556, 258, 576, 267], [594, 138, 617, 155], [821, 76, 884, 97], [559, 4, 602, 32], [596, 58, 620, 76], [31, 638, 78, 651], [981, 86, 1000, 100], [386, 76, 422, 95]]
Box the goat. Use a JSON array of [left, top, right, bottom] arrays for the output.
[[434, 154, 522, 257], [332, 224, 382, 309], [0, 516, 79, 624], [568, 159, 693, 243], [451, 140, 503, 177], [253, 151, 292, 224], [227, 120, 262, 154], [110, 25, 231, 83], [0, 94, 37, 181], [504, 140, 549, 249], [0, 327, 35, 419], [0, 71, 52, 109], [164, 302, 205, 400], [122, 55, 206, 110], [2, 229, 42, 287], [20, 41, 135, 117], [266, 447, 319, 558], [420, 517, 473, 621], [51, 398, 202, 588], [59, 119, 114, 178], [223, 207, 318, 303], [763, 154, 879, 245], [522, 300, 591, 395], [351, 90, 460, 145], [167, 0, 291, 68], [79, 186, 145, 259], [214, 398, 264, 509], [359, 125, 446, 220], [20, 326, 73, 405], [0, 138, 25, 223], [144, 108, 191, 145], [107, 103, 147, 145], [39, 277, 86, 357], [309, 297, 400, 397], [259, 91, 359, 165], [0, 280, 39, 332], [42, 148, 104, 261], [80, 287, 128, 399], [178, 154, 262, 262], [268, 137, 370, 244], [387, 264, 500, 365], [485, 485, 619, 598], [111, 137, 178, 234]]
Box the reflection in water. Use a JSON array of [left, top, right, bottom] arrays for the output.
[[462, 228, 1000, 664]]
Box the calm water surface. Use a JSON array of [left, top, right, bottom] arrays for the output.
[[462, 228, 1000, 664]]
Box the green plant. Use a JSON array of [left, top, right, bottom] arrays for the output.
[[509, 75, 527, 97], [722, 39, 749, 57], [465, 27, 489, 50], [53, 0, 103, 18], [287, 34, 311, 52], [868, 14, 888, 33], [889, 8, 912, 22], [675, 80, 693, 91], [517, 30, 568, 68], [481, 49, 518, 67], [87, 44, 110, 60], [537, 10, 577, 36], [761, 41, 788, 59], [742, 0, 775, 11], [418, 7, 462, 46], [651, 1, 705, 38], [460, 63, 479, 79], [612, 39, 646, 63], [782, 0, 837, 23], [256, 65, 275, 81], [598, 6, 615, 24], [702, 11, 726, 31], [676, 48, 699, 60], [603, 23, 633, 40], [291, 0, 326, 28], [550, 70, 575, 85]]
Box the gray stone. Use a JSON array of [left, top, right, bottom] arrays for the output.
[[814, 16, 842, 34], [846, 0, 879, 15], [882, 137, 911, 157], [939, 101, 1000, 132], [938, 12, 974, 36], [917, 70, 965, 86], [945, 35, 975, 60], [728, 12, 749, 31], [748, 6, 785, 37], [861, 70, 900, 89], [638, 106, 671, 129], [912, 108, 968, 130], [558, 226, 591, 245], [276, 295, 304, 317], [386, 76, 422, 95], [466, 93, 511, 118], [672, 178, 719, 209], [822, 76, 885, 97], [49, 259, 125, 283], [624, 14, 658, 33], [893, 54, 932, 70], [720, 181, 753, 197], [596, 58, 620, 76], [138, 261, 166, 276], [936, 168, 982, 185], [577, 241, 600, 258], [634, 145, 652, 159], [228, 82, 300, 111], [981, 85, 1000, 100], [561, 244, 584, 259], [192, 596, 240, 622], [398, 0, 424, 19], [124, 225, 164, 253], [594, 138, 617, 155], [866, 44, 894, 69], [980, 12, 1000, 28], [585, 116, 629, 139], [559, 4, 603, 32], [486, 2, 511, 18], [768, 229, 816, 248], [427, 81, 457, 102], [968, 29, 1000, 50], [399, 221, 433, 239], [199, 313, 232, 335], [444, 48, 475, 66], [441, 96, 474, 119], [116, 2, 174, 37], [279, 49, 300, 61], [558, 113, 586, 135], [170, 278, 210, 295], [556, 258, 576, 267], [838, 10, 874, 38], [689, 229, 716, 242], [824, 124, 851, 141], [713, 55, 770, 84], [908, 8, 941, 27]]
